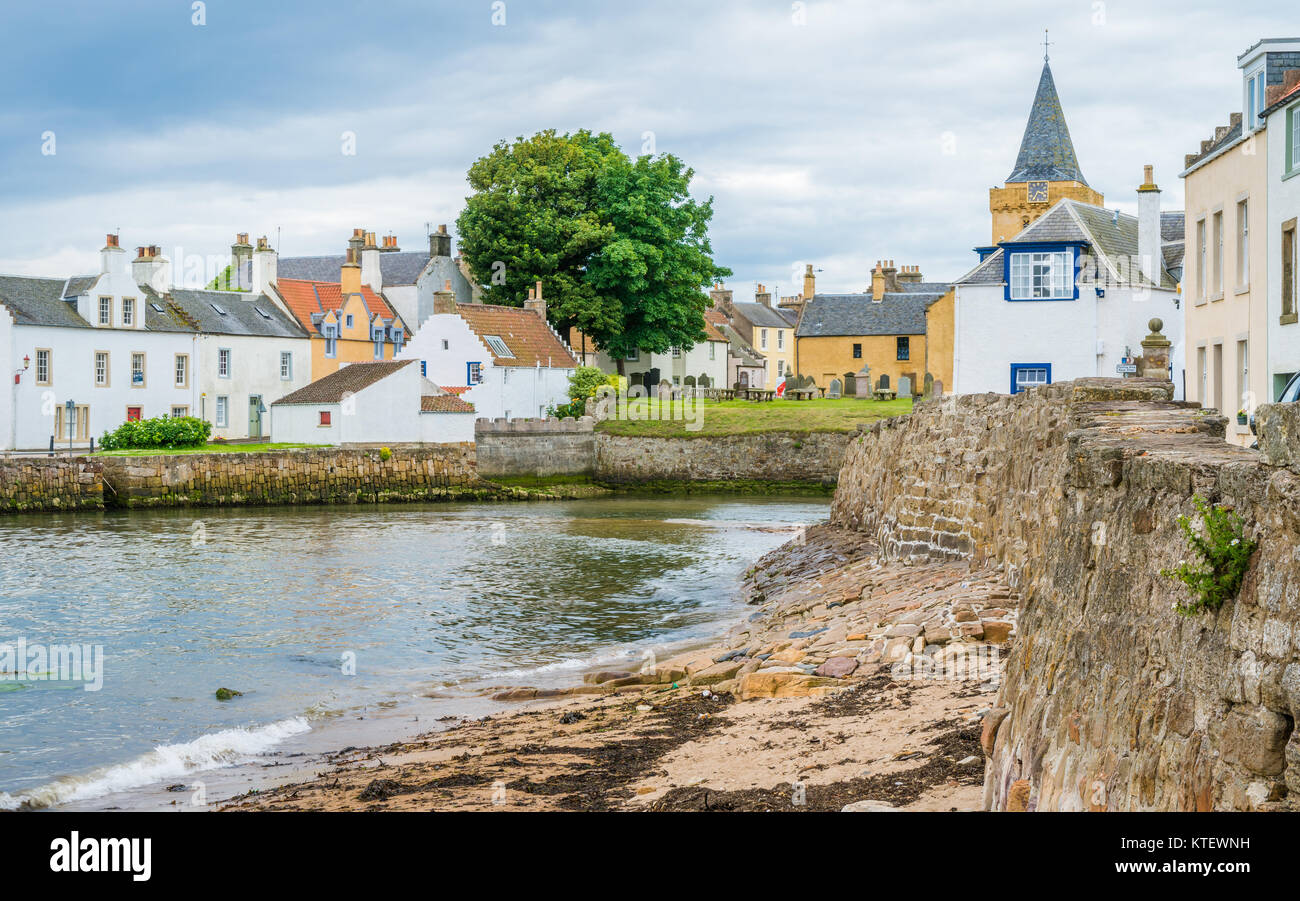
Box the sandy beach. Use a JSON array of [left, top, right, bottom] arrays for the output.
[[222, 524, 1020, 812]]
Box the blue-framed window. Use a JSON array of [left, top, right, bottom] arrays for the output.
[[467, 361, 483, 385], [1010, 363, 1051, 394], [1001, 242, 1084, 300], [420, 360, 427, 377]]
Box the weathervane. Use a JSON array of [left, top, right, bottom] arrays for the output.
[[1043, 28, 1052, 62]]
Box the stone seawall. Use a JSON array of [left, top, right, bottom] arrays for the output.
[[0, 457, 104, 512], [595, 431, 846, 486], [98, 444, 485, 508], [831, 378, 1300, 811], [475, 418, 596, 479]]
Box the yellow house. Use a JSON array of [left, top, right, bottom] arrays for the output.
[[794, 261, 949, 395], [708, 283, 797, 389], [1181, 108, 1267, 445], [272, 249, 409, 380]]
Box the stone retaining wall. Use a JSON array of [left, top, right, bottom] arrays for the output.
[[98, 444, 484, 508], [596, 431, 846, 485], [474, 417, 596, 479], [0, 456, 104, 512], [831, 378, 1300, 811]]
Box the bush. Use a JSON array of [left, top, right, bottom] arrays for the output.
[[99, 415, 212, 450], [379, 447, 392, 461], [1160, 496, 1257, 616], [568, 366, 609, 400]]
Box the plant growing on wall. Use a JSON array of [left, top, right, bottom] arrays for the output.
[[1161, 496, 1257, 616]]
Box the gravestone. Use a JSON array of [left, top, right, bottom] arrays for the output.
[[684, 375, 696, 387], [630, 372, 643, 387], [698, 374, 711, 388], [843, 372, 857, 396], [828, 378, 842, 398], [876, 374, 890, 391], [933, 379, 944, 398], [658, 379, 673, 400], [897, 375, 912, 398], [923, 372, 934, 398]]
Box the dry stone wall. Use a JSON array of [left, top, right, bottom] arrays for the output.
[[831, 378, 1300, 811], [0, 456, 104, 512], [596, 432, 846, 486]]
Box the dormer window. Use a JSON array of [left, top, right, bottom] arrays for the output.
[[483, 335, 514, 358], [323, 324, 338, 358], [98, 296, 112, 326], [122, 298, 135, 326], [1008, 250, 1073, 300]]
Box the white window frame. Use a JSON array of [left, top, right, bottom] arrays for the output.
[[280, 351, 293, 381], [217, 347, 231, 378], [98, 296, 112, 326], [35, 348, 50, 386], [1237, 198, 1250, 288], [122, 297, 135, 326], [94, 350, 110, 386], [131, 351, 146, 388], [215, 395, 228, 428], [1009, 251, 1072, 299], [175, 353, 189, 388]]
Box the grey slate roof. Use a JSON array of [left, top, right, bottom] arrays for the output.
[[1006, 62, 1089, 186], [795, 292, 943, 338], [279, 251, 432, 286], [0, 276, 93, 327], [732, 301, 794, 329], [146, 287, 308, 338], [715, 321, 765, 366], [775, 307, 798, 327]]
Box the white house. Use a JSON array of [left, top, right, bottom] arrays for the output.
[[1262, 64, 1300, 398], [271, 359, 475, 445], [952, 184, 1186, 397], [398, 287, 577, 420], [0, 236, 196, 450], [585, 318, 730, 391]]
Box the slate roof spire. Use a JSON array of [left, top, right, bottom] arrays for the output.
[[1006, 60, 1089, 186]]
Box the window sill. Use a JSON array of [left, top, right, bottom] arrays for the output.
[[1209, 293, 1225, 302], [1282, 314, 1298, 326], [1283, 168, 1300, 182]]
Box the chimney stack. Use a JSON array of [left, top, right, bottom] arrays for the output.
[[897, 264, 924, 284], [433, 278, 457, 315], [341, 247, 362, 295], [429, 223, 451, 258], [252, 236, 278, 296], [230, 233, 253, 290], [709, 281, 734, 313], [380, 234, 400, 252], [754, 283, 772, 307], [524, 280, 547, 322], [870, 261, 885, 301], [131, 244, 172, 293], [802, 264, 816, 300], [1137, 164, 1162, 285], [100, 233, 125, 275], [360, 231, 383, 293]]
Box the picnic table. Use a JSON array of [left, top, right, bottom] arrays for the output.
[[873, 388, 897, 401], [786, 388, 815, 401], [739, 387, 775, 402]]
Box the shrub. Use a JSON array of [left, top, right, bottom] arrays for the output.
[[99, 415, 212, 450], [379, 447, 392, 461], [1160, 496, 1257, 617], [568, 366, 609, 401]]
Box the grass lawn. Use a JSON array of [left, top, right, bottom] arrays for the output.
[[594, 396, 913, 438], [92, 442, 329, 457]]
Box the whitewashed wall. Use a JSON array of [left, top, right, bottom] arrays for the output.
[[194, 332, 312, 440]]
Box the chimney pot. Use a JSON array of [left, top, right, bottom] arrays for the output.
[[437, 224, 448, 235]]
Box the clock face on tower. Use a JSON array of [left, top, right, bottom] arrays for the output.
[[1027, 181, 1049, 203]]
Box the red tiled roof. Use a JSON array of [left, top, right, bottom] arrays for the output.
[[456, 303, 577, 368], [439, 385, 471, 395], [275, 278, 402, 334], [421, 395, 475, 413], [272, 361, 414, 405], [702, 310, 729, 343]]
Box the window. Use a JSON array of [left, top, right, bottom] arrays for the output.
[[171, 406, 189, 418], [345, 314, 354, 328], [98, 297, 112, 326], [54, 404, 88, 441], [150, 302, 165, 313], [122, 297, 135, 326], [254, 306, 271, 320], [1237, 199, 1249, 288], [1247, 72, 1261, 129], [708, 342, 716, 361], [1197, 346, 1208, 404], [280, 352, 293, 380], [441, 339, 449, 351], [625, 350, 639, 362], [483, 335, 514, 357], [131, 352, 145, 387], [1283, 220, 1297, 322], [35, 348, 50, 386], [671, 346, 681, 359], [852, 343, 862, 359], [467, 361, 483, 384], [218, 348, 231, 378], [94, 351, 109, 386], [1009, 251, 1071, 299], [1010, 364, 1051, 394], [777, 331, 784, 350], [760, 329, 768, 349], [1291, 104, 1300, 172], [1212, 210, 1223, 296], [372, 327, 384, 359], [896, 336, 910, 361], [210, 302, 227, 316], [420, 360, 427, 377], [319, 410, 331, 427], [126, 406, 142, 423], [174, 354, 189, 387], [1213, 343, 1224, 412], [324, 324, 338, 358], [1238, 340, 1249, 413], [1196, 218, 1207, 302], [215, 396, 228, 428]]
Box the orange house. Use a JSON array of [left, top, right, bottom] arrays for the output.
[[272, 249, 408, 380]]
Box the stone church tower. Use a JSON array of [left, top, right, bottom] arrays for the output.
[[988, 59, 1103, 243]]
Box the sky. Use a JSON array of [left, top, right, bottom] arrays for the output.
[[0, 0, 1290, 301]]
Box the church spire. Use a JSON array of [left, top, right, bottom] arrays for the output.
[[1006, 60, 1089, 186]]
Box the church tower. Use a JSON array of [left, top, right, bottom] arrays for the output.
[[989, 53, 1103, 243]]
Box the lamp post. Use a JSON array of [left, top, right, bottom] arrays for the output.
[[65, 399, 74, 458]]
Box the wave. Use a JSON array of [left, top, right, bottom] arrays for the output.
[[0, 716, 311, 810]]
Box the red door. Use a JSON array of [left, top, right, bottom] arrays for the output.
[[126, 407, 142, 422]]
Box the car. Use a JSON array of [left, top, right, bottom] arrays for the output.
[[1248, 371, 1300, 446]]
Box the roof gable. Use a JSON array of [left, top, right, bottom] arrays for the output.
[[455, 303, 577, 368]]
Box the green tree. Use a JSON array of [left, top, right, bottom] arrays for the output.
[[456, 130, 730, 374]]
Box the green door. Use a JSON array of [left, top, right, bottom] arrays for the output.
[[248, 395, 263, 438]]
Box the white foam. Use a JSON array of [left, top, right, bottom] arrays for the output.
[[0, 716, 311, 810]]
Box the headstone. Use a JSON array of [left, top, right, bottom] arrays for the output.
[[684, 375, 696, 387], [897, 376, 912, 398], [630, 372, 643, 387], [657, 379, 673, 400], [933, 379, 944, 398], [876, 373, 890, 390], [923, 372, 934, 398], [698, 374, 711, 388], [843, 373, 857, 395], [828, 378, 842, 398]]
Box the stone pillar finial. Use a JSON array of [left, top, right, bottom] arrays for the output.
[[1139, 318, 1171, 381]]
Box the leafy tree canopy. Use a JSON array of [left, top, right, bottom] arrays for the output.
[[456, 130, 730, 370]]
